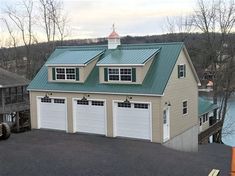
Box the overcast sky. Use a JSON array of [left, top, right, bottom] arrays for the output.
[[0, 0, 196, 40]]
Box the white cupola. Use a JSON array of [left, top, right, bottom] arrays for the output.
[[108, 24, 121, 49]]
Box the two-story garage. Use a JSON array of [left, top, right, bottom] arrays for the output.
[[28, 28, 201, 152]]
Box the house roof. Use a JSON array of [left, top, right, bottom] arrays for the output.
[[97, 48, 160, 66], [198, 97, 218, 116], [46, 49, 105, 66], [0, 67, 29, 88], [28, 42, 198, 96]]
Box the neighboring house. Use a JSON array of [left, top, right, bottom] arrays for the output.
[[198, 97, 218, 133], [28, 28, 201, 152], [0, 68, 30, 132]]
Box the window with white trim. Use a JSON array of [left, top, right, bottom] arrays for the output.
[[92, 101, 104, 106], [183, 101, 188, 115], [118, 102, 131, 108], [56, 68, 76, 80], [41, 97, 52, 103], [202, 114, 208, 123], [54, 99, 65, 104], [77, 100, 89, 105], [108, 68, 132, 81], [199, 117, 202, 126], [178, 64, 186, 78], [134, 103, 148, 109]]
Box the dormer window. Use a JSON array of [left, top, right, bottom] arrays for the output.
[[56, 68, 76, 80], [108, 68, 133, 82], [52, 67, 79, 81]]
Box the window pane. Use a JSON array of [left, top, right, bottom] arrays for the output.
[[54, 99, 65, 104], [41, 97, 52, 103], [77, 100, 89, 105], [56, 68, 65, 73], [66, 68, 75, 74], [121, 75, 131, 81], [134, 103, 148, 109], [118, 102, 131, 108], [109, 75, 119, 80], [120, 69, 131, 74], [109, 69, 119, 74], [92, 101, 104, 106], [57, 74, 65, 79], [183, 108, 187, 114], [66, 74, 75, 80]]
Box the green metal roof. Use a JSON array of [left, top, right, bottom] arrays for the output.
[[28, 42, 184, 95], [198, 97, 218, 116], [46, 49, 105, 66], [97, 48, 160, 65]]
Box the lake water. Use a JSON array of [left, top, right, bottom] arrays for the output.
[[222, 94, 235, 147]]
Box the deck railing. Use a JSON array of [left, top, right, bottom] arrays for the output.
[[198, 120, 223, 144]]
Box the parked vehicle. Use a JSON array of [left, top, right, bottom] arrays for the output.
[[0, 123, 11, 140]]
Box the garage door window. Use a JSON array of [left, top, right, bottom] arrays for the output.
[[134, 103, 148, 109], [54, 99, 65, 104], [92, 101, 104, 106], [77, 100, 89, 105], [41, 97, 52, 103], [118, 102, 131, 108]]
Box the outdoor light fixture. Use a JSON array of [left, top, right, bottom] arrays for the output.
[[165, 101, 171, 107], [43, 92, 52, 99], [81, 96, 87, 101], [123, 96, 132, 104]]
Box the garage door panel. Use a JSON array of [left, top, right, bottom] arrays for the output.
[[115, 102, 151, 140], [38, 98, 67, 131], [75, 100, 105, 135]]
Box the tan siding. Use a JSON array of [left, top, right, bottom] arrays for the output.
[[29, 91, 162, 142], [83, 58, 98, 81], [140, 56, 154, 81], [161, 49, 198, 142]]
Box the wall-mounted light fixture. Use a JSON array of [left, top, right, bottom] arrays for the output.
[[123, 96, 132, 104], [43, 92, 52, 99], [81, 94, 90, 101], [81, 96, 87, 101], [165, 101, 171, 107]]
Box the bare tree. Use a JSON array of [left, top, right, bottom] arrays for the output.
[[192, 0, 235, 142], [4, 0, 35, 79], [164, 15, 193, 42], [39, 0, 69, 46], [0, 18, 20, 72]]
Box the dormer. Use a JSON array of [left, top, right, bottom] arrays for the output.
[[97, 48, 160, 84], [46, 49, 104, 83], [108, 24, 120, 49]]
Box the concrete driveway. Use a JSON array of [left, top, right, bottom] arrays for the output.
[[0, 130, 231, 176]]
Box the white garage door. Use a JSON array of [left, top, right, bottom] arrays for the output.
[[114, 102, 151, 140], [38, 97, 67, 131], [74, 99, 106, 135]]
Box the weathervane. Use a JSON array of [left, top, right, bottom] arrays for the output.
[[112, 23, 116, 32]]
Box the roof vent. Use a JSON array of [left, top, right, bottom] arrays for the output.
[[108, 24, 120, 49]]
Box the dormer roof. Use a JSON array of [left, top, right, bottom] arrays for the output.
[[97, 48, 160, 66], [46, 49, 105, 66]]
